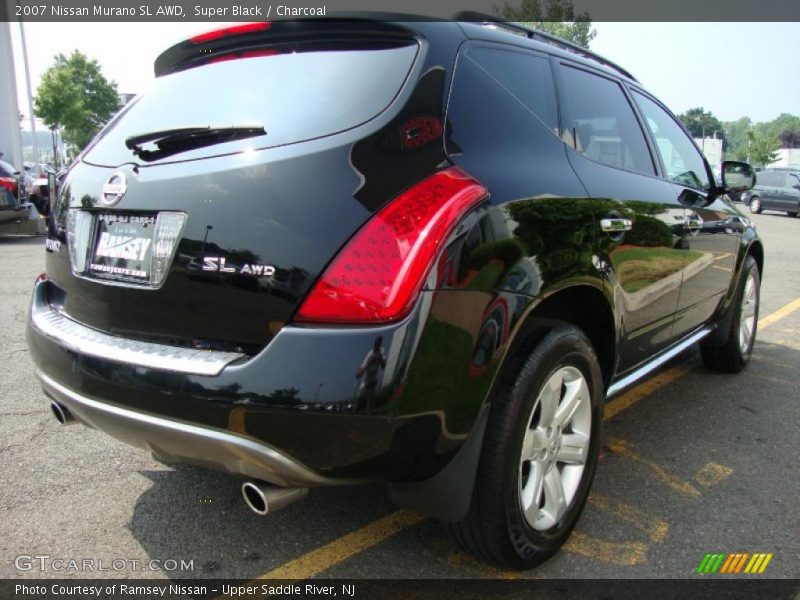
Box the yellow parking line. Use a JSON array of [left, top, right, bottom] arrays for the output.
[[257, 509, 423, 579], [693, 462, 733, 488], [562, 532, 648, 565], [759, 298, 800, 330], [606, 438, 701, 497], [587, 494, 669, 543], [604, 297, 800, 420], [250, 297, 800, 581], [604, 364, 692, 420]]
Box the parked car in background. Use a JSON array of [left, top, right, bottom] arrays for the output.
[[28, 17, 762, 570], [742, 168, 800, 216], [0, 158, 33, 233], [24, 163, 56, 216]]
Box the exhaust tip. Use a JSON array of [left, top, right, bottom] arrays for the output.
[[50, 402, 75, 425], [242, 482, 269, 515]]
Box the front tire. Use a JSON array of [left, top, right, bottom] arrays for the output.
[[701, 255, 760, 373], [446, 324, 603, 569], [749, 196, 762, 214]]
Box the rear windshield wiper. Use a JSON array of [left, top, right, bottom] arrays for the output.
[[125, 125, 266, 162]]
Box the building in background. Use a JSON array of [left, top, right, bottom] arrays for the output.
[[0, 21, 23, 168], [767, 148, 800, 169], [694, 136, 724, 175]]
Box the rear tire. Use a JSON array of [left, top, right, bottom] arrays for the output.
[[749, 197, 762, 214], [787, 211, 798, 218], [446, 324, 603, 569], [701, 255, 760, 373]]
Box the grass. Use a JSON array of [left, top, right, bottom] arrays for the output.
[[610, 247, 704, 293]]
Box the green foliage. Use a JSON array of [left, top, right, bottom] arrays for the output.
[[677, 107, 725, 146], [747, 131, 781, 168], [495, 0, 596, 48], [34, 50, 118, 152], [723, 113, 800, 163]]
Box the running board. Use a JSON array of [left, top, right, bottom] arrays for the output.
[[606, 327, 712, 398]]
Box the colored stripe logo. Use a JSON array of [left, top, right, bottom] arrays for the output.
[[696, 552, 773, 574]]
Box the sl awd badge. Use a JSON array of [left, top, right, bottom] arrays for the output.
[[100, 172, 127, 206], [202, 257, 276, 277]]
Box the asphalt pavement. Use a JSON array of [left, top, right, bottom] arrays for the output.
[[1, 209, 798, 581]]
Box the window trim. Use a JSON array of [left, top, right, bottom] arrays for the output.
[[553, 60, 658, 179], [626, 85, 716, 194]]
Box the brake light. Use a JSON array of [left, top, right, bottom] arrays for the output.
[[0, 177, 16, 193], [190, 22, 272, 44], [295, 167, 488, 324]]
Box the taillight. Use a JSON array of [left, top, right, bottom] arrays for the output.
[[295, 167, 488, 324], [190, 22, 272, 44], [0, 177, 16, 193]]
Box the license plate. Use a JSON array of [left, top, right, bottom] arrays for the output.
[[89, 213, 157, 283]]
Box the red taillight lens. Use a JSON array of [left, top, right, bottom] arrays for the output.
[[295, 167, 488, 324], [190, 22, 272, 44], [0, 177, 16, 193]]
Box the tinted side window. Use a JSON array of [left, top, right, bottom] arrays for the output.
[[632, 91, 711, 190], [786, 174, 800, 189], [462, 45, 558, 134], [756, 172, 784, 187], [559, 66, 654, 176]]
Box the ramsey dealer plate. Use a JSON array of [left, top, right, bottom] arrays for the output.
[[89, 213, 156, 282]]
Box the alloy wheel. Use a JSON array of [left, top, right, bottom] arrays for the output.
[[739, 271, 758, 354], [519, 366, 591, 531]]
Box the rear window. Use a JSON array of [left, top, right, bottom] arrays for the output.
[[84, 44, 419, 167]]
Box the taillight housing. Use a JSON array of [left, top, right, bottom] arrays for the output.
[[295, 167, 488, 325], [0, 177, 16, 194]]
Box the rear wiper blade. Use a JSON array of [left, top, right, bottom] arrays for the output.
[[124, 125, 266, 162]]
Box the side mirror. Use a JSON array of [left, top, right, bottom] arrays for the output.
[[721, 161, 755, 193]]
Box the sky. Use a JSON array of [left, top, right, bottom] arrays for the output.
[[9, 21, 800, 125]]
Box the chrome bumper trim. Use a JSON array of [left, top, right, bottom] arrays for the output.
[[37, 370, 346, 488], [30, 281, 245, 377]]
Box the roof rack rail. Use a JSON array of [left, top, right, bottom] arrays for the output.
[[453, 11, 638, 82]]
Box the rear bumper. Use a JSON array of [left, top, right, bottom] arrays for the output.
[[28, 276, 497, 484], [38, 370, 344, 488]]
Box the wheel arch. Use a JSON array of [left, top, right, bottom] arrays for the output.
[[504, 283, 616, 390]]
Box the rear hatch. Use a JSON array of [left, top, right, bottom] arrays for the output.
[[49, 21, 422, 353]]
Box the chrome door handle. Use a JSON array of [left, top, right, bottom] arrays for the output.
[[600, 218, 633, 233]]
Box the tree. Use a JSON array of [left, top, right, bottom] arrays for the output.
[[495, 0, 596, 48], [747, 131, 781, 168], [34, 51, 118, 152], [678, 107, 725, 145], [722, 117, 752, 161], [766, 113, 800, 148]]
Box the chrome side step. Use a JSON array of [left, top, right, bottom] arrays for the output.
[[606, 327, 712, 398]]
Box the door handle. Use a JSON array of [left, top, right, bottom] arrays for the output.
[[600, 218, 633, 233]]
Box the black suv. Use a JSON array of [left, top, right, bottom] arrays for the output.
[[28, 18, 762, 569], [743, 168, 800, 216]]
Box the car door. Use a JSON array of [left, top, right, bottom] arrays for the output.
[[628, 89, 742, 338], [758, 171, 785, 211], [555, 63, 690, 374], [779, 172, 800, 214]]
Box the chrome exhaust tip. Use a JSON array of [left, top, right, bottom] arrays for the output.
[[50, 401, 76, 425], [242, 481, 308, 516]]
